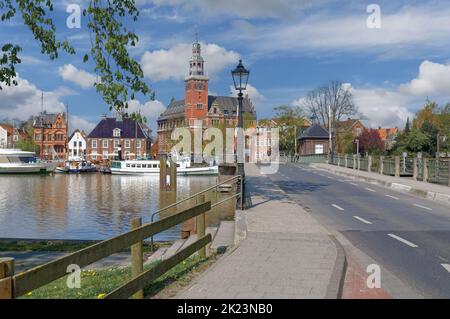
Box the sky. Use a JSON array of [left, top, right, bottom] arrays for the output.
[[1, 0, 450, 135]]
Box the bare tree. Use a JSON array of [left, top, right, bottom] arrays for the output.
[[302, 81, 358, 156]]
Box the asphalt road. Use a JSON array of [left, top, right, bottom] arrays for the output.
[[267, 163, 450, 298]]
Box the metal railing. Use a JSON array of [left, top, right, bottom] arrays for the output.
[[427, 159, 449, 186], [150, 175, 242, 251]]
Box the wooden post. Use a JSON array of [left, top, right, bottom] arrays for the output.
[[0, 257, 14, 299], [170, 159, 177, 192], [159, 157, 167, 190], [413, 157, 418, 181], [423, 158, 429, 183], [380, 156, 384, 175], [131, 218, 144, 299], [196, 194, 206, 259], [395, 156, 400, 178], [368, 156, 372, 173]]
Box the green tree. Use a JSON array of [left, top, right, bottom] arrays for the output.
[[0, 0, 152, 117], [273, 105, 305, 154], [397, 129, 431, 154]]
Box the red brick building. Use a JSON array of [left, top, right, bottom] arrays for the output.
[[298, 124, 330, 155], [33, 111, 68, 160], [157, 40, 256, 155]]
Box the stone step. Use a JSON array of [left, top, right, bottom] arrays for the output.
[[144, 247, 168, 265], [161, 239, 186, 261]]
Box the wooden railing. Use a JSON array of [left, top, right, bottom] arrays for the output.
[[0, 201, 213, 299]]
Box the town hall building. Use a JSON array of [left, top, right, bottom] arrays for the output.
[[157, 40, 257, 155]]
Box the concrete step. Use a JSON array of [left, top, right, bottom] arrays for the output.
[[161, 239, 186, 261], [210, 221, 235, 254]]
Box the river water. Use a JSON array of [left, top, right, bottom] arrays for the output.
[[0, 174, 235, 242]]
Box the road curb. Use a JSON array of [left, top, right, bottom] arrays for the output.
[[311, 164, 450, 206], [325, 236, 347, 299]]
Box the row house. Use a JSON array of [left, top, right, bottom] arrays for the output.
[[68, 129, 87, 161], [0, 124, 29, 148], [33, 111, 68, 160], [86, 116, 152, 162]]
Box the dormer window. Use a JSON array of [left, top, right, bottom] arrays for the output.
[[113, 128, 121, 137]]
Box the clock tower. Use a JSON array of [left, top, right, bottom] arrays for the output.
[[184, 39, 209, 122]]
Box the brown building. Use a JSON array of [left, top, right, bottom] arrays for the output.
[[337, 118, 366, 138], [86, 116, 152, 162], [298, 124, 330, 155], [0, 124, 29, 148], [33, 111, 68, 160], [157, 40, 256, 156]]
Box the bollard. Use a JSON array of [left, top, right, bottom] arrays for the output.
[[368, 156, 372, 173], [380, 156, 384, 175], [0, 257, 14, 299], [357, 155, 361, 171], [196, 194, 206, 259], [395, 156, 400, 178], [413, 158, 418, 181], [423, 158, 429, 183], [131, 218, 144, 299], [353, 155, 356, 170], [170, 159, 177, 192], [159, 157, 167, 190]]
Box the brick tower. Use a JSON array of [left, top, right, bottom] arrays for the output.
[[184, 39, 209, 123]]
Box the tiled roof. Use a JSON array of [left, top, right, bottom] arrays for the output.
[[299, 124, 329, 140], [33, 111, 64, 127], [87, 117, 150, 139], [158, 95, 256, 121]]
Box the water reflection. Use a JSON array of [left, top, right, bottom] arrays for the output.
[[0, 174, 234, 241]]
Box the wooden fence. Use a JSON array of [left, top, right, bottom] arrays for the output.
[[0, 201, 213, 299]]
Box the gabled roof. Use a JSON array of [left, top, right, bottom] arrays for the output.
[[299, 124, 329, 140], [33, 111, 65, 128], [87, 117, 150, 139], [69, 129, 87, 141]]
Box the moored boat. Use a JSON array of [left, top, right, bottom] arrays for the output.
[[110, 158, 218, 176], [0, 149, 57, 174]]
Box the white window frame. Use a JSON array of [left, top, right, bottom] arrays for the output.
[[125, 140, 131, 149], [103, 140, 108, 148], [92, 140, 97, 148], [113, 128, 121, 137]]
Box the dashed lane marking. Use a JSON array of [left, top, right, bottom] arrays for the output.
[[388, 234, 418, 248], [353, 216, 373, 225]]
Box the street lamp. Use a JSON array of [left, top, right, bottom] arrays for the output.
[[232, 60, 250, 210]]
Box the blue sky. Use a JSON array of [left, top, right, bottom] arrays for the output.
[[1, 0, 450, 134]]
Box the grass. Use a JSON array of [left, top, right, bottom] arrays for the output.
[[0, 240, 171, 253], [20, 255, 211, 299]]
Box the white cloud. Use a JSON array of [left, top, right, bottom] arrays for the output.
[[127, 99, 166, 122], [399, 60, 450, 96], [230, 83, 265, 108], [69, 115, 96, 135], [0, 75, 72, 121], [350, 87, 413, 129], [140, 42, 239, 82], [58, 64, 96, 89], [147, 0, 319, 19], [224, 3, 450, 59]]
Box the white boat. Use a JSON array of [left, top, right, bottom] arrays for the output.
[[110, 158, 218, 176], [0, 149, 57, 174]]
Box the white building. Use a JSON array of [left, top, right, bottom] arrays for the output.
[[68, 129, 87, 161], [0, 125, 7, 148]]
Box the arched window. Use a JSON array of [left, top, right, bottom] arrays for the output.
[[113, 128, 121, 137]]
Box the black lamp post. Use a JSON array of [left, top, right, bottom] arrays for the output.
[[232, 60, 250, 210]]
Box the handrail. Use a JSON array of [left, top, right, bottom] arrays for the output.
[[150, 175, 241, 250]]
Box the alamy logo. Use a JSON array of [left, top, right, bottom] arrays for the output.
[[366, 4, 381, 29], [66, 264, 81, 289], [366, 264, 381, 289], [66, 4, 81, 29]]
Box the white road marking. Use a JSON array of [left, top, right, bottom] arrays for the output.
[[413, 204, 432, 211], [332, 204, 345, 211], [353, 216, 373, 225], [349, 183, 358, 186], [441, 264, 450, 273], [385, 195, 399, 200], [387, 234, 418, 248], [365, 188, 376, 193]]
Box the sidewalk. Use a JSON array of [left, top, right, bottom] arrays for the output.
[[311, 163, 450, 206], [177, 164, 344, 299]]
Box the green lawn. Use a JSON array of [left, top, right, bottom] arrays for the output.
[[20, 256, 208, 299]]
